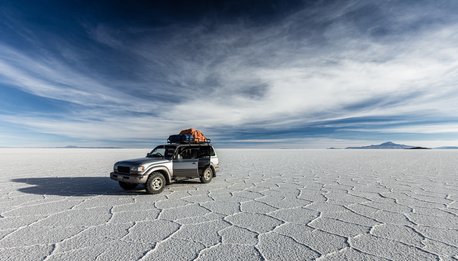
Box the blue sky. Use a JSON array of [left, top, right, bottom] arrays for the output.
[[1, 0, 458, 148]]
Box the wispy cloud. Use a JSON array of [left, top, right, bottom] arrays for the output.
[[0, 1, 458, 147]]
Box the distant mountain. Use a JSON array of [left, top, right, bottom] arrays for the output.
[[346, 141, 415, 149], [435, 146, 458, 149]]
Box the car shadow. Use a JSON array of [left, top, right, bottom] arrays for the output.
[[174, 179, 203, 184], [12, 177, 206, 196], [11, 177, 141, 196]]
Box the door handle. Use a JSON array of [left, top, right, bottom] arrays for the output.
[[192, 162, 196, 164]]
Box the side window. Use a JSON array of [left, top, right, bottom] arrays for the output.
[[209, 146, 215, 156], [176, 146, 214, 159], [198, 146, 214, 158], [179, 147, 191, 159], [177, 147, 199, 159], [164, 147, 175, 159], [198, 146, 209, 158], [190, 148, 199, 159]]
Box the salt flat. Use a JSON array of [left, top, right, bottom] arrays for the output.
[[0, 149, 457, 260]]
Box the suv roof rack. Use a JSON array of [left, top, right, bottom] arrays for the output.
[[167, 139, 212, 145]]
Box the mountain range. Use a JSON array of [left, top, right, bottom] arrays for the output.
[[346, 141, 417, 149], [345, 142, 458, 150]]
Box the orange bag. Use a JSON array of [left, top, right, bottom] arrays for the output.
[[179, 128, 207, 143]]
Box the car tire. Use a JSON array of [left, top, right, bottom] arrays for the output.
[[200, 167, 213, 183], [146, 172, 166, 194]]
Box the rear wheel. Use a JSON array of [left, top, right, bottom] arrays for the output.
[[200, 167, 213, 183], [119, 181, 138, 190], [146, 172, 166, 194]]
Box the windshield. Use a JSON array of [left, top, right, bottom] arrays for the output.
[[147, 145, 176, 159]]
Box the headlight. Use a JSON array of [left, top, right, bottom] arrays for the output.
[[131, 166, 145, 173], [113, 165, 118, 172]]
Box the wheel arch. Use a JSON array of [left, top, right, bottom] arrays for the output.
[[209, 164, 216, 177], [146, 166, 172, 185]]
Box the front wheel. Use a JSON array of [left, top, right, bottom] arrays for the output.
[[200, 167, 213, 183], [119, 181, 138, 190], [146, 172, 166, 194]]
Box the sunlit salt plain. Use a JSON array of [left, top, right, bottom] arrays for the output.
[[0, 149, 457, 260]]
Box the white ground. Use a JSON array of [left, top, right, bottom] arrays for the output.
[[0, 149, 457, 261]]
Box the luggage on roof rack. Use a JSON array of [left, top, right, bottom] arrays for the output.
[[167, 134, 193, 144], [179, 128, 207, 143], [167, 128, 210, 144]]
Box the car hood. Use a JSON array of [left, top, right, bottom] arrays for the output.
[[116, 157, 168, 166]]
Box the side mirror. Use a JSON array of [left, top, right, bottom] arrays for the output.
[[146, 153, 152, 157]]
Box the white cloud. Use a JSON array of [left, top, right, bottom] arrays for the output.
[[155, 22, 458, 130], [1, 1, 458, 147]]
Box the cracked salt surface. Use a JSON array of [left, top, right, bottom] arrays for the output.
[[0, 149, 457, 260]]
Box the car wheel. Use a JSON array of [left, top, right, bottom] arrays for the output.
[[200, 167, 213, 183], [146, 172, 166, 194], [119, 181, 138, 190]]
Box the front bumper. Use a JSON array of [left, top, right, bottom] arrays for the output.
[[110, 172, 148, 184]]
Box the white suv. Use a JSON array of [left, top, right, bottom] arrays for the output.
[[110, 143, 219, 194]]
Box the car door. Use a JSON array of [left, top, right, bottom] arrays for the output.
[[198, 146, 211, 174], [173, 147, 199, 178]]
